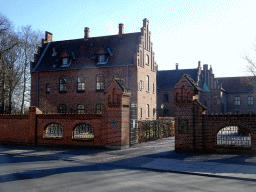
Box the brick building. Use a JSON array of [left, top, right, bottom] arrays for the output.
[[31, 18, 157, 125], [157, 62, 256, 116]]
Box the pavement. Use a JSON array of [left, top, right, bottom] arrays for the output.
[[0, 137, 256, 181]]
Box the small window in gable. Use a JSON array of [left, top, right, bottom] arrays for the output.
[[145, 54, 149, 65]]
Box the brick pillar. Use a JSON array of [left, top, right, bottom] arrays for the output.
[[29, 106, 43, 145]]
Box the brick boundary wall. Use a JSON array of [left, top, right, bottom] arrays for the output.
[[0, 80, 131, 149]]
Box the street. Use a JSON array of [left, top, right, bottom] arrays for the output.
[[0, 138, 256, 191]]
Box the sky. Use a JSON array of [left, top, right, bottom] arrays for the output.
[[1, 0, 256, 77]]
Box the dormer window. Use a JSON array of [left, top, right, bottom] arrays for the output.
[[62, 58, 68, 66], [99, 55, 105, 63]]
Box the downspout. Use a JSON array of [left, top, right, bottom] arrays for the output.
[[37, 71, 39, 107], [127, 65, 129, 87]]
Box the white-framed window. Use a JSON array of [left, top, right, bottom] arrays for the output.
[[248, 96, 253, 106], [96, 103, 104, 114], [99, 55, 105, 63], [44, 123, 63, 138], [62, 58, 68, 65], [77, 76, 85, 91], [235, 96, 240, 106], [77, 104, 85, 114], [146, 75, 149, 92], [146, 104, 149, 118], [59, 77, 67, 92], [96, 75, 104, 90]]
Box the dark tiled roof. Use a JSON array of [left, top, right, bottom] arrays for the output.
[[114, 78, 130, 93], [33, 32, 141, 72], [194, 99, 207, 110], [218, 76, 254, 93], [182, 73, 202, 91], [157, 69, 199, 89]]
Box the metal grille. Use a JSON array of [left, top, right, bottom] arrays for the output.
[[73, 124, 94, 139], [130, 103, 138, 145], [44, 123, 63, 138], [217, 126, 251, 147]]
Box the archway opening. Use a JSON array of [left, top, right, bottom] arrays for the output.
[[216, 126, 251, 147]]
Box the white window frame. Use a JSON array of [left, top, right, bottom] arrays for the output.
[[248, 96, 253, 106], [235, 96, 240, 106]]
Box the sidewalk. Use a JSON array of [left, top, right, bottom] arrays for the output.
[[0, 137, 256, 181]]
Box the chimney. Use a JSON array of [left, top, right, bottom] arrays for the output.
[[84, 27, 90, 41], [119, 23, 124, 36], [176, 63, 178, 70], [45, 31, 53, 42], [42, 31, 53, 46]]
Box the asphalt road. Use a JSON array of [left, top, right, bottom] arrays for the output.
[[0, 154, 256, 192], [0, 138, 256, 192]]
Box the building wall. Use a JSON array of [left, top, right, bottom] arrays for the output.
[[227, 92, 256, 114]]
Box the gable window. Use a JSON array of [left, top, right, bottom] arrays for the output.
[[96, 75, 104, 90], [59, 78, 67, 92], [62, 58, 68, 66], [46, 83, 50, 93], [96, 103, 104, 114], [163, 94, 168, 102], [235, 96, 240, 106], [58, 104, 67, 113], [146, 104, 149, 118], [145, 54, 149, 65], [248, 96, 253, 106], [77, 104, 85, 114], [146, 75, 149, 92], [77, 76, 85, 92]]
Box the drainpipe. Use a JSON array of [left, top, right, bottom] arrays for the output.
[[36, 71, 39, 107], [127, 65, 129, 87]]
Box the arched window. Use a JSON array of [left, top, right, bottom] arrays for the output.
[[117, 94, 121, 104], [176, 93, 179, 103], [146, 76, 149, 92], [73, 124, 94, 139], [112, 88, 116, 103], [96, 103, 104, 114], [146, 104, 149, 118], [108, 95, 111, 104], [77, 104, 85, 114], [58, 104, 67, 113], [44, 123, 63, 138], [145, 54, 149, 65], [187, 92, 190, 102]]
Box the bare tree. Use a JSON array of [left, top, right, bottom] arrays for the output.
[[18, 26, 42, 114], [0, 15, 19, 114], [243, 39, 256, 92]]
